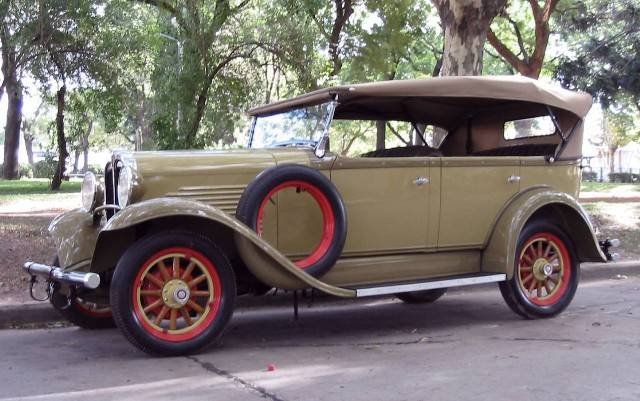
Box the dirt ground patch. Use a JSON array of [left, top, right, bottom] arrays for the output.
[[0, 212, 58, 305], [582, 202, 640, 260]]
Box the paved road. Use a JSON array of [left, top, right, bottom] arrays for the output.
[[1, 277, 639, 401]]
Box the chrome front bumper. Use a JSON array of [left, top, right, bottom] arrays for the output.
[[23, 262, 100, 289]]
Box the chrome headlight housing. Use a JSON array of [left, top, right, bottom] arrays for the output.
[[117, 165, 133, 208], [81, 172, 104, 212]]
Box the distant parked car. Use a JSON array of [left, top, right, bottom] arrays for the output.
[[24, 76, 617, 356]]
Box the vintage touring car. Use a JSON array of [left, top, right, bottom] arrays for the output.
[[24, 76, 618, 355]]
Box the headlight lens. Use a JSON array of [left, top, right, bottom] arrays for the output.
[[117, 165, 133, 208], [81, 172, 98, 211]]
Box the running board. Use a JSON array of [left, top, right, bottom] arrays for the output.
[[354, 273, 507, 298]]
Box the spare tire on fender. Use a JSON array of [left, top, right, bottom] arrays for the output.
[[236, 164, 347, 278]]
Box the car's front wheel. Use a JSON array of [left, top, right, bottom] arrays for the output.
[[50, 257, 115, 329], [499, 221, 579, 319], [110, 232, 236, 356]]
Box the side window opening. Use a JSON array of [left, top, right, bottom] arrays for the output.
[[504, 116, 556, 140], [330, 120, 446, 157]]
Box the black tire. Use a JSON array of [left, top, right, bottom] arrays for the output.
[[50, 257, 115, 329], [236, 164, 347, 278], [110, 231, 236, 356], [396, 288, 447, 304], [499, 220, 579, 319]]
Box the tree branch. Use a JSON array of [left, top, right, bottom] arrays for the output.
[[487, 28, 527, 73]]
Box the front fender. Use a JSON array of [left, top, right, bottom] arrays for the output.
[[94, 198, 355, 297], [48, 209, 101, 271], [482, 187, 607, 279]]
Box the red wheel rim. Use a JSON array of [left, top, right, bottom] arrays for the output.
[[517, 232, 571, 306], [256, 180, 335, 269], [74, 299, 112, 318], [132, 247, 222, 342]]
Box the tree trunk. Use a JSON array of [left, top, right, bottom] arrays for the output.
[[376, 120, 386, 150], [2, 77, 22, 179], [51, 85, 68, 190], [186, 78, 213, 148], [24, 133, 34, 166], [72, 150, 80, 174], [433, 0, 507, 76], [81, 120, 92, 172]]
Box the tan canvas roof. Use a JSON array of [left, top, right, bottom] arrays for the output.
[[248, 76, 593, 119]]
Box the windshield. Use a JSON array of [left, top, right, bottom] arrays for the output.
[[250, 102, 334, 149]]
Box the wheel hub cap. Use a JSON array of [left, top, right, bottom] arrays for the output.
[[532, 259, 553, 281], [162, 279, 190, 309]]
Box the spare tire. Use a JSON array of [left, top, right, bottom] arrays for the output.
[[236, 164, 347, 278]]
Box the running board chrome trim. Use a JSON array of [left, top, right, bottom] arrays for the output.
[[355, 274, 506, 297]]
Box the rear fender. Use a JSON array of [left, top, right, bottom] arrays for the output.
[[482, 188, 606, 279], [93, 198, 355, 297]]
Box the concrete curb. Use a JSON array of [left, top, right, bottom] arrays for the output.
[[1, 261, 638, 329]]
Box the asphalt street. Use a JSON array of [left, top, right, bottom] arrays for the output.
[[1, 276, 639, 401]]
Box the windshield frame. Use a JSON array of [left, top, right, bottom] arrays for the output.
[[248, 100, 338, 156]]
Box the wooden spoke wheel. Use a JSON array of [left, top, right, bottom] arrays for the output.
[[110, 232, 236, 356], [499, 221, 579, 319], [516, 233, 570, 306], [133, 247, 222, 342]]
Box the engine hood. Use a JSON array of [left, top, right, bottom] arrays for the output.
[[118, 148, 314, 214]]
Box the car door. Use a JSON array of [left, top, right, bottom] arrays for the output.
[[437, 156, 521, 249], [330, 156, 432, 255]]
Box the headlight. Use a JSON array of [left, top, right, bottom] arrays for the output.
[[81, 172, 103, 212], [117, 165, 133, 208]]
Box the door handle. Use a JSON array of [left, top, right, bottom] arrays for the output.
[[507, 175, 521, 184], [413, 177, 429, 186]]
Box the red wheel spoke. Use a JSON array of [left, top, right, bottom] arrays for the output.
[[522, 252, 534, 265], [157, 260, 171, 282], [522, 273, 534, 285], [537, 240, 544, 258], [169, 309, 178, 330], [187, 300, 204, 314], [536, 282, 542, 298], [145, 273, 164, 288], [181, 260, 196, 280], [143, 299, 163, 313], [527, 279, 537, 294], [140, 289, 161, 296], [188, 275, 207, 288], [180, 307, 193, 326], [548, 275, 559, 284], [191, 290, 210, 298], [543, 243, 552, 258], [154, 305, 169, 324], [172, 257, 180, 278], [520, 266, 533, 272], [548, 254, 559, 263]]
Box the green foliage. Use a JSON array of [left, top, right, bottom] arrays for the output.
[[33, 154, 58, 179], [555, 0, 640, 109], [0, 164, 33, 179]]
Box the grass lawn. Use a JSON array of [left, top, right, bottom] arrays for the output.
[[0, 178, 81, 195], [0, 179, 81, 209], [580, 181, 640, 192]]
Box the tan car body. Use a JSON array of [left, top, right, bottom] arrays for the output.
[[47, 76, 606, 299]]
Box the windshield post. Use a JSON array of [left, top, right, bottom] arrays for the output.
[[247, 117, 257, 148], [314, 98, 338, 158]]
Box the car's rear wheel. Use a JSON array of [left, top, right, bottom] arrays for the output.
[[396, 288, 447, 304], [110, 232, 236, 356], [499, 221, 579, 319], [50, 257, 115, 329]]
